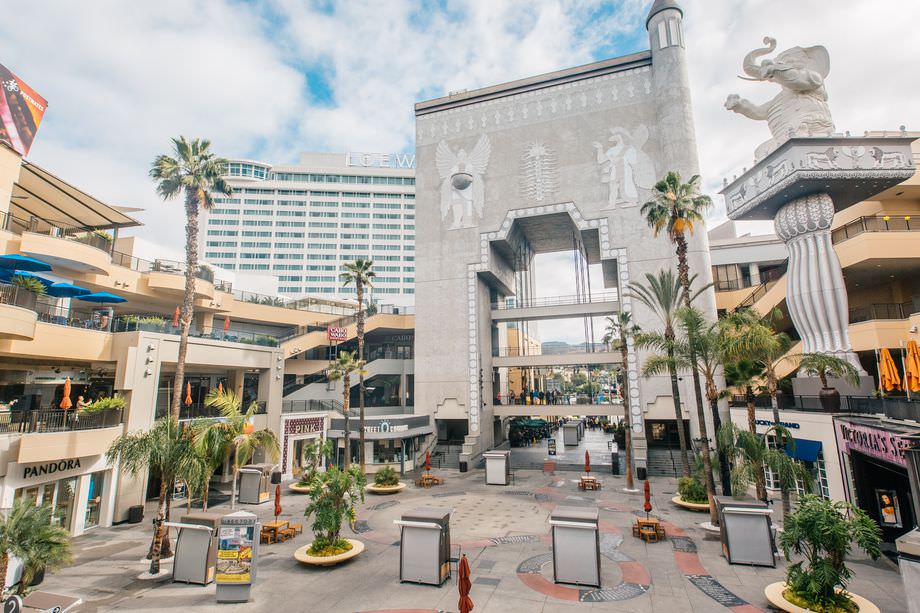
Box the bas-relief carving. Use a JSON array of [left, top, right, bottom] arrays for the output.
[[592, 126, 656, 209], [519, 142, 557, 204], [725, 37, 834, 161], [436, 135, 491, 230]]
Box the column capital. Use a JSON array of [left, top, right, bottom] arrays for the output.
[[774, 192, 834, 242]]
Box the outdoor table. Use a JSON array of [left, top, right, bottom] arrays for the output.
[[262, 520, 289, 542], [415, 474, 443, 488], [578, 476, 600, 491], [633, 517, 665, 542]]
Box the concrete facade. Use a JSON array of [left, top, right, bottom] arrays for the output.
[[414, 4, 717, 467]]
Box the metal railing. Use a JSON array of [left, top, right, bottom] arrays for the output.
[[729, 394, 920, 421], [1, 210, 115, 253], [849, 302, 915, 323], [277, 303, 413, 342], [735, 263, 788, 310], [155, 401, 266, 421], [282, 399, 344, 414], [111, 315, 281, 346], [0, 408, 123, 434], [831, 215, 920, 244], [491, 291, 619, 310]]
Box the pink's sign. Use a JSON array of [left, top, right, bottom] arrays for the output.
[[835, 420, 911, 467]]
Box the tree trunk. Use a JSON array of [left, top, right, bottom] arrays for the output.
[[0, 551, 9, 596], [357, 281, 366, 474], [343, 372, 351, 469], [770, 387, 791, 519], [666, 331, 691, 477], [149, 480, 168, 575], [696, 385, 718, 526], [619, 342, 635, 491], [230, 446, 239, 510], [161, 487, 173, 559], [746, 391, 767, 502], [169, 192, 200, 423], [711, 397, 732, 496], [202, 479, 210, 511]]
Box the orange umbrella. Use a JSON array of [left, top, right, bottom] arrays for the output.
[[244, 419, 254, 434], [880, 348, 902, 392], [458, 554, 474, 613], [60, 377, 72, 410], [223, 316, 231, 333], [172, 306, 180, 327], [184, 382, 192, 405], [906, 341, 920, 393], [643, 479, 652, 518], [274, 484, 282, 522], [425, 450, 431, 473], [584, 450, 591, 475], [218, 382, 224, 393]]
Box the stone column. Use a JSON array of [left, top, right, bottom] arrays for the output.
[[773, 193, 863, 372], [748, 262, 761, 286]]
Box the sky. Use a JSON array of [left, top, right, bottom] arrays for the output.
[[2, 0, 919, 339]]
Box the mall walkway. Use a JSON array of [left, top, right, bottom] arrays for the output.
[[510, 423, 621, 472]]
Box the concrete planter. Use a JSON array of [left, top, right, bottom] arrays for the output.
[[294, 539, 364, 567], [289, 483, 312, 494], [671, 495, 710, 512], [764, 582, 880, 613], [366, 482, 407, 495]]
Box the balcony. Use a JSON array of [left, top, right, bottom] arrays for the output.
[[0, 408, 123, 435], [0, 285, 38, 340], [849, 302, 915, 324], [729, 394, 920, 421], [490, 292, 619, 322], [155, 401, 267, 421], [6, 214, 113, 275], [831, 215, 920, 244]]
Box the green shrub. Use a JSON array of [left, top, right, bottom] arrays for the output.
[[11, 275, 46, 295], [81, 396, 126, 413], [677, 476, 708, 504], [304, 465, 365, 552], [374, 466, 400, 487]]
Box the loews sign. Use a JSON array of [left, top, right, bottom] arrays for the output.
[[346, 152, 415, 169], [23, 458, 81, 480]]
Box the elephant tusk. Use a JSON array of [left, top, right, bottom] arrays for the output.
[[737, 75, 762, 81]]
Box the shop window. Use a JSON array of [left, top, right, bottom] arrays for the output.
[[84, 471, 105, 529]]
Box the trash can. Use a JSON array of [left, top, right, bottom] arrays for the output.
[[128, 505, 144, 524], [238, 463, 273, 505], [550, 506, 600, 587], [395, 506, 452, 585], [610, 452, 619, 475], [714, 496, 776, 567], [459, 461, 468, 473], [563, 424, 579, 446], [483, 450, 511, 485], [171, 512, 223, 585]]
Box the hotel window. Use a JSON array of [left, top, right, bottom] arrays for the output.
[[273, 264, 303, 270], [309, 232, 338, 239], [306, 265, 336, 271], [307, 254, 337, 261], [242, 231, 272, 237], [309, 212, 338, 218], [307, 243, 335, 250], [377, 255, 400, 261], [211, 208, 239, 215], [274, 242, 304, 249], [276, 253, 304, 259], [403, 256, 415, 261], [205, 252, 236, 259], [208, 219, 236, 225], [342, 223, 369, 229], [374, 244, 401, 251], [243, 220, 272, 226], [276, 231, 304, 237], [403, 224, 415, 230], [206, 241, 237, 247], [373, 213, 400, 219], [403, 214, 415, 220], [243, 209, 273, 216], [278, 275, 302, 282], [372, 234, 398, 240], [342, 212, 370, 219], [403, 288, 414, 294], [208, 230, 238, 236], [241, 241, 270, 248], [373, 203, 401, 209], [243, 199, 274, 205], [279, 287, 302, 293], [341, 233, 368, 239], [403, 266, 414, 272], [305, 276, 335, 282], [403, 277, 414, 283], [342, 202, 370, 209], [341, 244, 368, 250], [276, 221, 306, 227], [240, 253, 269, 259], [240, 264, 269, 270], [277, 210, 306, 217], [309, 222, 338, 228]]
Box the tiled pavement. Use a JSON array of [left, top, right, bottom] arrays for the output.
[[40, 468, 906, 612]]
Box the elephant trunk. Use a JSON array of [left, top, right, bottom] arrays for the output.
[[743, 36, 777, 79]]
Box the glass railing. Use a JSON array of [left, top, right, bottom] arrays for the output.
[[491, 291, 619, 310], [1, 210, 114, 253], [111, 315, 281, 346], [831, 215, 920, 244], [849, 302, 916, 323]]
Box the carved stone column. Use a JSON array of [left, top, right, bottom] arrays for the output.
[[773, 193, 863, 372]]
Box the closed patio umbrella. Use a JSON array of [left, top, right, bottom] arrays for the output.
[[46, 282, 91, 298], [425, 450, 431, 473], [458, 554, 474, 613], [906, 341, 920, 393], [223, 316, 231, 333], [184, 382, 192, 405], [274, 484, 282, 523], [0, 254, 52, 272], [643, 479, 652, 518], [60, 377, 72, 410], [585, 450, 591, 475], [172, 306, 180, 327], [880, 348, 902, 392]]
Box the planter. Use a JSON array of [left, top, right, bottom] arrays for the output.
[[819, 387, 841, 412], [764, 582, 880, 613], [366, 482, 407, 495], [671, 495, 711, 512], [289, 482, 312, 494], [294, 539, 364, 566]]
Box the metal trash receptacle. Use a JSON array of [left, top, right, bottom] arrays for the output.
[[128, 505, 144, 524], [550, 506, 600, 587], [714, 496, 775, 567], [563, 424, 579, 446], [459, 461, 468, 473], [610, 451, 619, 475], [238, 463, 274, 505], [395, 506, 452, 585], [483, 450, 510, 485], [171, 512, 223, 584]]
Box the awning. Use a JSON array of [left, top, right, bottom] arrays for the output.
[[786, 437, 822, 463], [10, 160, 141, 230]]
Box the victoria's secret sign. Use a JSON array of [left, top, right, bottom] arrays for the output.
[[835, 420, 911, 467]]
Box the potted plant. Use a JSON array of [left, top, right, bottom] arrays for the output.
[[366, 466, 406, 494], [290, 437, 331, 494], [80, 396, 126, 414], [294, 465, 366, 566], [796, 353, 859, 412], [10, 275, 46, 311], [765, 494, 882, 612], [672, 474, 710, 512]]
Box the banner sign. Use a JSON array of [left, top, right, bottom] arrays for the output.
[[835, 419, 911, 467], [0, 63, 47, 156], [327, 326, 347, 342]]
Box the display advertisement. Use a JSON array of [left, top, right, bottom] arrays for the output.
[[216, 525, 254, 583], [876, 489, 903, 528], [0, 63, 47, 156]]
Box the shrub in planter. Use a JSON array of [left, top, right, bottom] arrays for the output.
[[373, 466, 400, 487], [304, 465, 366, 556], [296, 437, 331, 487], [779, 495, 881, 613], [677, 476, 708, 504], [80, 396, 126, 414]]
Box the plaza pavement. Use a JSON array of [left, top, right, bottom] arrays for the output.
[[40, 466, 905, 612]]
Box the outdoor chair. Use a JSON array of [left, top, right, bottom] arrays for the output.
[[448, 544, 462, 582], [280, 527, 296, 541], [289, 522, 303, 535], [260, 528, 275, 545]]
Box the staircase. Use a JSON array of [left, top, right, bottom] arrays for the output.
[[432, 443, 462, 469], [645, 448, 681, 477]]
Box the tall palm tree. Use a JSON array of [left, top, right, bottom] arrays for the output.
[[340, 259, 375, 473], [603, 312, 641, 491], [630, 269, 696, 477], [188, 417, 230, 511], [641, 171, 712, 469], [0, 499, 72, 596], [723, 358, 768, 502], [150, 137, 231, 423], [327, 351, 367, 469], [196, 389, 281, 510], [107, 419, 203, 574]]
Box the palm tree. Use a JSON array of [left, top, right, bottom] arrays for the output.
[[718, 422, 812, 517], [797, 353, 860, 395], [107, 419, 203, 574], [150, 137, 231, 422], [326, 351, 367, 469], [723, 358, 768, 501], [603, 312, 641, 491], [630, 269, 695, 477], [196, 389, 281, 510], [188, 417, 230, 511], [641, 171, 712, 448], [0, 499, 72, 596], [340, 259, 375, 473]]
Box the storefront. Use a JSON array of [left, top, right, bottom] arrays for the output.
[[835, 416, 920, 546], [729, 407, 844, 501], [328, 415, 433, 474], [1, 454, 117, 536], [279, 413, 326, 480]]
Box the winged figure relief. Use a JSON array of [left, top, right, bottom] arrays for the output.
[[436, 135, 491, 229], [592, 125, 656, 209]]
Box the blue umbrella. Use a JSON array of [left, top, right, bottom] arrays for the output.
[[0, 269, 54, 286], [47, 282, 91, 298], [76, 292, 127, 304], [0, 254, 52, 272]]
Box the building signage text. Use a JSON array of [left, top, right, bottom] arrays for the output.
[[364, 421, 409, 433], [755, 419, 800, 429], [23, 458, 81, 480], [835, 420, 911, 467], [327, 326, 348, 342], [346, 152, 416, 169]]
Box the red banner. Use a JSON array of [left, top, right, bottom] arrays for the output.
[[0, 63, 47, 156], [327, 326, 347, 342]]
